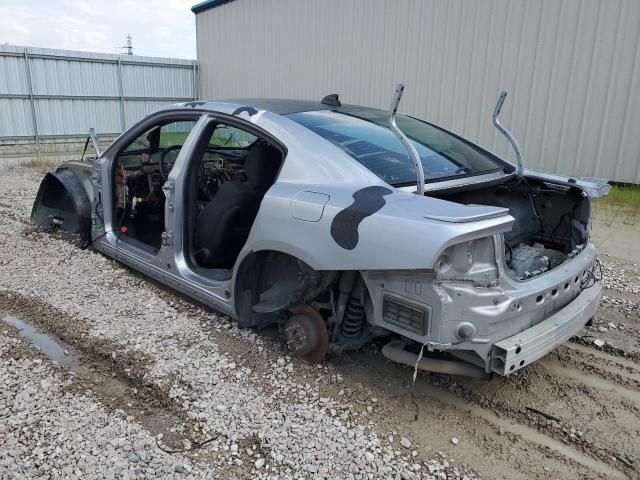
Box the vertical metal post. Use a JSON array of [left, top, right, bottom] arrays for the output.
[[492, 90, 524, 178], [388, 83, 425, 195], [23, 50, 40, 152], [191, 63, 198, 100], [117, 59, 126, 131]]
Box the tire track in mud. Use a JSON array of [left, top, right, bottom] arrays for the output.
[[436, 364, 640, 477], [341, 348, 638, 479], [0, 290, 333, 477], [541, 355, 640, 402], [544, 343, 640, 395], [411, 383, 628, 480], [185, 311, 640, 480], [0, 292, 202, 450], [1, 315, 197, 450], [571, 336, 640, 363], [565, 342, 640, 374]]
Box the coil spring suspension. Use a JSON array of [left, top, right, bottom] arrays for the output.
[[340, 297, 365, 338]]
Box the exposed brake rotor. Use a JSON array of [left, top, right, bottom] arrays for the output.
[[285, 304, 329, 363]]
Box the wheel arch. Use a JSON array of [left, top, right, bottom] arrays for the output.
[[233, 249, 337, 328], [31, 167, 92, 242]]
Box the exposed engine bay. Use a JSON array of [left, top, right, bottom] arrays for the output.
[[432, 177, 591, 280], [114, 148, 249, 248]]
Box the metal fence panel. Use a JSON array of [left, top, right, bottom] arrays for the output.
[[34, 99, 122, 136], [28, 58, 121, 97], [0, 55, 28, 95], [121, 64, 196, 99], [0, 44, 197, 146], [195, 0, 640, 183], [0, 99, 34, 137]]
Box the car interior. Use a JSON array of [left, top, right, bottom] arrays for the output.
[[113, 118, 283, 274], [113, 120, 194, 249]]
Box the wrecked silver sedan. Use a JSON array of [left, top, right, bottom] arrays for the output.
[[32, 86, 609, 377]]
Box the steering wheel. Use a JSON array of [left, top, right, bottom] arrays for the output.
[[158, 145, 183, 180]]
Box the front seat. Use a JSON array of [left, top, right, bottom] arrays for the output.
[[194, 142, 281, 269]]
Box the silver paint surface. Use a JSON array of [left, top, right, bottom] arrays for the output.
[[62, 100, 605, 374]]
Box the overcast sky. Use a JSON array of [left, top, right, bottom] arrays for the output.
[[0, 0, 197, 59]]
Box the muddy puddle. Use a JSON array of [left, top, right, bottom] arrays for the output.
[[3, 313, 80, 366]]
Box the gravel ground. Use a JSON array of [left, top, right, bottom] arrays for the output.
[[0, 332, 203, 479], [1, 164, 639, 479], [0, 168, 474, 479]]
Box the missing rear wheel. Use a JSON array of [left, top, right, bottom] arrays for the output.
[[285, 305, 329, 363]]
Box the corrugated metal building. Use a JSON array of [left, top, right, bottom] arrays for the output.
[[193, 0, 640, 183], [0, 44, 197, 154]]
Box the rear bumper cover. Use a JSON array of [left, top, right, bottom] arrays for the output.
[[490, 282, 601, 375]]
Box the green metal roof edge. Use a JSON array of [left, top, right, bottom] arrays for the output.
[[191, 0, 236, 14]]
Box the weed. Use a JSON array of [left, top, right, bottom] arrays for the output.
[[593, 183, 640, 225], [5, 156, 60, 174]]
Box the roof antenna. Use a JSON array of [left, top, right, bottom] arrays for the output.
[[387, 83, 425, 196], [321, 94, 341, 107], [492, 90, 524, 177]]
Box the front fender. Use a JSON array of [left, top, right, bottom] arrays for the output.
[[31, 167, 92, 242]]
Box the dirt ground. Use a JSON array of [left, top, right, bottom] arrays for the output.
[[1, 162, 639, 479]]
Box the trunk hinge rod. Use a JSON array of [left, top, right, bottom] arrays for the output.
[[388, 83, 425, 196], [492, 90, 524, 178]]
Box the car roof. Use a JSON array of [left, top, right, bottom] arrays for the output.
[[223, 98, 335, 115], [167, 98, 377, 116]]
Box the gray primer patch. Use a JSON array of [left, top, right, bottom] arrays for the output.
[[330, 186, 392, 250]]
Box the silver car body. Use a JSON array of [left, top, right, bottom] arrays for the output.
[[33, 99, 607, 375]]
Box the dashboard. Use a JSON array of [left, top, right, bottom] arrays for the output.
[[115, 146, 249, 212]]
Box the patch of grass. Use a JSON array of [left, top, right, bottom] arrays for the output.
[[160, 131, 190, 146], [161, 130, 252, 149], [596, 184, 640, 209], [593, 183, 640, 225], [6, 157, 60, 174]]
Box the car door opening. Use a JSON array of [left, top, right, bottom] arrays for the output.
[[183, 121, 284, 273], [113, 119, 197, 251]]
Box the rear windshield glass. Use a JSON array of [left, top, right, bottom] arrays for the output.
[[288, 107, 502, 185]]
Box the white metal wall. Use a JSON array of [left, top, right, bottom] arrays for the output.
[[0, 45, 197, 143], [195, 0, 640, 183]]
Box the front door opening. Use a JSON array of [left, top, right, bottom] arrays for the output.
[[113, 119, 196, 250]]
